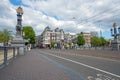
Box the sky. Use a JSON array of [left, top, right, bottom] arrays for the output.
[[1, 0, 120, 39]]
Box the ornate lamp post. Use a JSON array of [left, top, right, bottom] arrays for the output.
[[16, 6, 23, 36], [110, 22, 120, 50], [11, 6, 25, 55]]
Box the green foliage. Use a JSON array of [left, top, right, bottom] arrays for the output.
[[91, 36, 101, 47], [51, 42, 56, 48], [77, 34, 85, 46], [0, 29, 10, 42], [100, 37, 107, 46], [91, 36, 107, 47], [0, 29, 11, 46], [22, 26, 36, 44], [0, 32, 4, 43]]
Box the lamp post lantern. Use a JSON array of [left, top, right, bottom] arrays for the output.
[[110, 28, 113, 36], [118, 27, 120, 33]]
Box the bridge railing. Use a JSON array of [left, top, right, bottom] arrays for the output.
[[0, 46, 20, 68]]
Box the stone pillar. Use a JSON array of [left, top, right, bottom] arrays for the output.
[[11, 6, 25, 55], [16, 6, 23, 36]]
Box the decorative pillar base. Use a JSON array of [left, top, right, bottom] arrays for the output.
[[11, 35, 25, 55], [111, 39, 120, 51]]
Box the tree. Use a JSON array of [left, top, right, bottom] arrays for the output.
[[77, 34, 85, 47], [100, 37, 107, 46], [91, 36, 101, 47], [22, 26, 36, 44], [0, 31, 4, 43], [51, 41, 56, 48], [0, 29, 11, 46]]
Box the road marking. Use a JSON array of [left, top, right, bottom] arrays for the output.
[[42, 52, 120, 78], [54, 52, 120, 62], [39, 53, 84, 80]]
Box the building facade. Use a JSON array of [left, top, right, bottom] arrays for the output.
[[37, 27, 96, 48], [90, 31, 98, 37], [82, 32, 91, 47], [72, 32, 91, 47], [39, 26, 65, 48]]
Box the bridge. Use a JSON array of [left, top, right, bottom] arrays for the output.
[[0, 47, 120, 80]]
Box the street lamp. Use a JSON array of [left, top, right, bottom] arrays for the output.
[[110, 22, 120, 50], [110, 28, 113, 36], [110, 23, 120, 38], [118, 27, 120, 34]]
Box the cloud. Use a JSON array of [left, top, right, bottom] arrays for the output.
[[0, 0, 16, 31], [1, 0, 120, 39]]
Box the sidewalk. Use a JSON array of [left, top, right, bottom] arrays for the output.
[[0, 50, 74, 80]]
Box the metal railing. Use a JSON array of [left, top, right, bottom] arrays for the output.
[[0, 46, 20, 67]]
